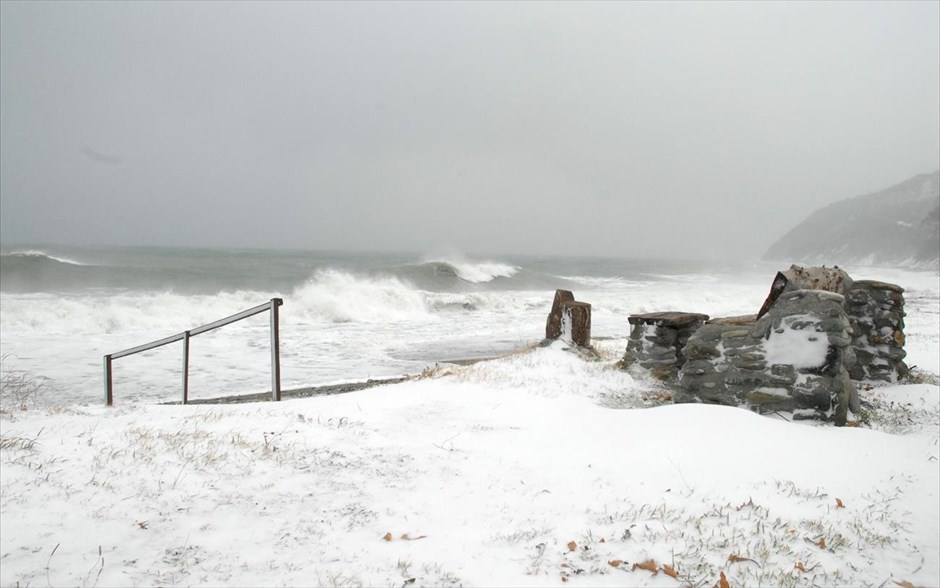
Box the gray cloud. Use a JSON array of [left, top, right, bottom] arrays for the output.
[[2, 1, 938, 258]]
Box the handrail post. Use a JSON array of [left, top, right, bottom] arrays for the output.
[[104, 299, 285, 406], [104, 355, 113, 407], [182, 331, 190, 404], [270, 298, 282, 401]]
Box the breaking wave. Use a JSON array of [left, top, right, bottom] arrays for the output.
[[1, 251, 106, 293], [4, 250, 87, 266], [393, 259, 568, 292], [290, 269, 433, 324], [0, 290, 280, 336], [419, 258, 519, 283], [0, 247, 573, 296], [0, 272, 436, 336]]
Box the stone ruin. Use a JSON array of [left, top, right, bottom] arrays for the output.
[[622, 265, 908, 425], [623, 312, 709, 380], [544, 289, 592, 348], [844, 280, 908, 381]]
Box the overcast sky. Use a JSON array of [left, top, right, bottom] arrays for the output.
[[1, 1, 938, 259]]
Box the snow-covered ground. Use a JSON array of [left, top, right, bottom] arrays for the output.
[[2, 340, 938, 587]]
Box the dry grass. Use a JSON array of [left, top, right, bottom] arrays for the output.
[[0, 354, 58, 413], [860, 389, 940, 436], [0, 434, 37, 452], [509, 478, 920, 587], [900, 367, 940, 386]]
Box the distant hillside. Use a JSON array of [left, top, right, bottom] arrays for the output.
[[764, 170, 940, 269]]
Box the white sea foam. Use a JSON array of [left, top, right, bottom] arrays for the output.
[[0, 270, 435, 337], [0, 291, 281, 339], [559, 275, 637, 288]]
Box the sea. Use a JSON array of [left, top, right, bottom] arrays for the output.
[[1, 245, 938, 406]]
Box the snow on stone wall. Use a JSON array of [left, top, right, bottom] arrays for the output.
[[673, 290, 856, 425], [622, 267, 908, 426], [622, 312, 709, 380], [763, 313, 832, 369]]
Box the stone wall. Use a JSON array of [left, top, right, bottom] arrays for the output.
[[622, 313, 709, 380], [845, 280, 908, 381], [674, 290, 857, 425], [619, 265, 907, 425], [762, 267, 907, 382]]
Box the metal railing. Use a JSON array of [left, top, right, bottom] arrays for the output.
[[104, 298, 283, 406]]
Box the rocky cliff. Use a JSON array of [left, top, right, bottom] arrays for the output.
[[764, 170, 940, 269]]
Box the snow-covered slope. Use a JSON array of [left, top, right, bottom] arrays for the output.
[[765, 171, 940, 269], [2, 340, 938, 588]]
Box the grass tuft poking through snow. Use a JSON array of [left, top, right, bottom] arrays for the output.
[[1, 354, 60, 413]]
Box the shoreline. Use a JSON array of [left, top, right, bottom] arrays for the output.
[[160, 356, 504, 406], [163, 375, 412, 405]]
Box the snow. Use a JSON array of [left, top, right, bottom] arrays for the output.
[[753, 386, 790, 398], [762, 315, 831, 370], [2, 341, 938, 587]]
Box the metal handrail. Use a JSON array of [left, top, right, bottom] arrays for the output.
[[104, 298, 283, 406]]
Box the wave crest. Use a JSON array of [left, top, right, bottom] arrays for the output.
[[421, 258, 519, 283], [0, 290, 278, 336], [291, 269, 432, 323], [4, 250, 87, 266], [0, 270, 436, 337]]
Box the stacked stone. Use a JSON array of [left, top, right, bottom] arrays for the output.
[[844, 280, 908, 381], [623, 312, 708, 380], [677, 316, 774, 407], [675, 290, 857, 426], [620, 265, 905, 426]]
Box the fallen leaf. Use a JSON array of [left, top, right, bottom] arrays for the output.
[[632, 559, 658, 574], [836, 498, 845, 508], [718, 570, 731, 588], [599, 538, 606, 543], [662, 564, 678, 579], [817, 537, 827, 549], [793, 561, 819, 574], [561, 575, 569, 583], [567, 541, 577, 552], [728, 554, 757, 565], [382, 532, 392, 542], [608, 560, 622, 568], [403, 579, 415, 586], [892, 581, 915, 588]]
